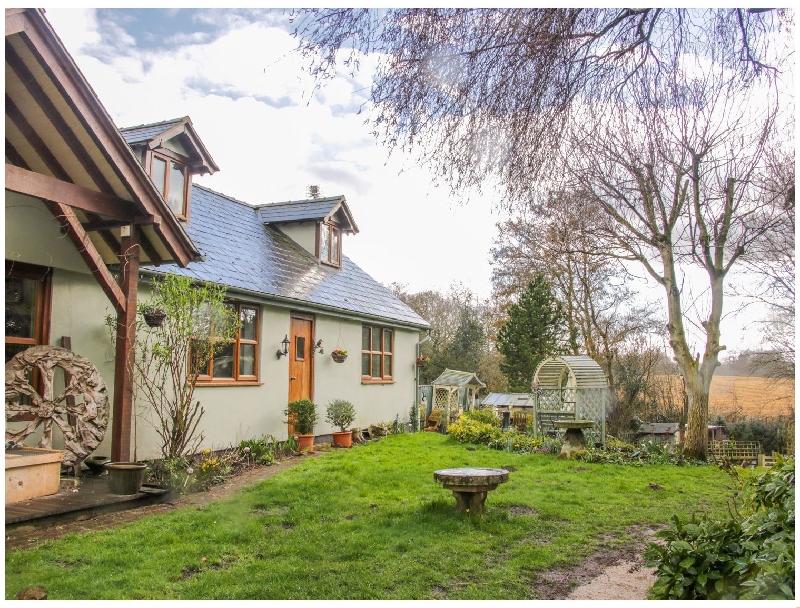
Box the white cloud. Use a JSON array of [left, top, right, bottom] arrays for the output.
[[38, 8, 775, 351]]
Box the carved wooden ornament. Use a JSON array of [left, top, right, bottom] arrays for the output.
[[5, 345, 109, 468]]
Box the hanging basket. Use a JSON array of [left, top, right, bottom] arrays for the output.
[[142, 308, 166, 328], [416, 357, 430, 368], [331, 351, 348, 363]]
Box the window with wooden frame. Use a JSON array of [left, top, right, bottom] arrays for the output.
[[196, 303, 260, 384], [361, 325, 393, 383], [5, 261, 52, 414], [318, 221, 341, 267], [149, 151, 191, 220]]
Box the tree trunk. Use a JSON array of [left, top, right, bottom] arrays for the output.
[[682, 375, 711, 460]]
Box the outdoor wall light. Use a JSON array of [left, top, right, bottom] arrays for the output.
[[276, 335, 290, 359]]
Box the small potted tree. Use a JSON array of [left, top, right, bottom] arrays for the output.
[[325, 399, 356, 447], [285, 399, 318, 453]]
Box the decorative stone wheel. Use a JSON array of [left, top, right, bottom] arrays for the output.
[[5, 345, 109, 469]]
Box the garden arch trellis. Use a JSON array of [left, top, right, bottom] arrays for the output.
[[532, 355, 608, 445]]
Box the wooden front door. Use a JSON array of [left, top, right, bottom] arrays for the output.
[[288, 315, 314, 406]]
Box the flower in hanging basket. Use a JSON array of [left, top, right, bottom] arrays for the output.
[[331, 348, 348, 363], [416, 354, 430, 367]]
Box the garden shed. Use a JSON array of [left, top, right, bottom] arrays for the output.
[[532, 355, 608, 446], [431, 369, 485, 426]]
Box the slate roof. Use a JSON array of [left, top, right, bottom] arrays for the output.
[[119, 118, 184, 145], [143, 184, 429, 329], [257, 197, 358, 233]]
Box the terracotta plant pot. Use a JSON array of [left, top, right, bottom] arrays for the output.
[[105, 462, 147, 495], [332, 430, 352, 448], [297, 434, 315, 453]]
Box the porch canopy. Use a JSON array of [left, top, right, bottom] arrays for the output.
[[532, 355, 608, 445], [6, 8, 200, 461]]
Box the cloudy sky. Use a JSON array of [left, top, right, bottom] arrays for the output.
[[44, 7, 505, 301], [41, 8, 774, 353]]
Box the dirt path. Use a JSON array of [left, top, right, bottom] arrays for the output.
[[6, 452, 656, 599]]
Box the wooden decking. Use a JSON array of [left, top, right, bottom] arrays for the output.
[[5, 473, 171, 532]]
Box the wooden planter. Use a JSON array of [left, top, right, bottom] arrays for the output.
[[332, 431, 353, 448], [5, 447, 64, 504]]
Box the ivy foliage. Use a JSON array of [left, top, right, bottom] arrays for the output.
[[644, 458, 795, 600]]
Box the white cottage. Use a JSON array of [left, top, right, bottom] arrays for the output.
[[5, 9, 429, 462]]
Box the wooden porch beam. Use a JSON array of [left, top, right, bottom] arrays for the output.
[[6, 164, 139, 219], [43, 200, 127, 313], [111, 224, 140, 462]]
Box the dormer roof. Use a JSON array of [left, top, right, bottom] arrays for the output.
[[120, 116, 219, 176], [256, 195, 359, 234]]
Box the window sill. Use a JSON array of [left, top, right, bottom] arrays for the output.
[[195, 380, 263, 387], [361, 378, 395, 385]]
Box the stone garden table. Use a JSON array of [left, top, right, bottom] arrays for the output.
[[433, 467, 509, 514], [554, 419, 596, 459]]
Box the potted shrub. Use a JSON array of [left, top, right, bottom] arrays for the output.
[[331, 348, 348, 363], [285, 399, 318, 453], [325, 399, 356, 447]]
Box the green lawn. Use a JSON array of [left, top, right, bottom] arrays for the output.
[[5, 433, 734, 600]]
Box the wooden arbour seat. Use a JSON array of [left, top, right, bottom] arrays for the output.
[[537, 411, 575, 437], [424, 409, 442, 432]]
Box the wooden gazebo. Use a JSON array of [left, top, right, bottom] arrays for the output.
[[431, 369, 485, 427], [532, 356, 608, 445]]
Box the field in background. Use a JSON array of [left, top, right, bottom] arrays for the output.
[[708, 375, 794, 419], [651, 375, 794, 420]]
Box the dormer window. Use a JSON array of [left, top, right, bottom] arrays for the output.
[[150, 152, 190, 219], [319, 222, 341, 267], [120, 116, 218, 222]]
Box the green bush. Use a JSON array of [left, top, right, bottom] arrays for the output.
[[727, 417, 788, 455], [462, 408, 501, 427], [325, 399, 356, 432], [285, 399, 318, 435], [579, 440, 702, 466], [448, 417, 504, 445], [644, 458, 795, 599], [447, 418, 563, 455]]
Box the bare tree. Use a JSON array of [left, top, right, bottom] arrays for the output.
[[737, 140, 795, 380], [491, 190, 658, 388], [292, 8, 788, 193], [293, 8, 793, 459], [556, 60, 786, 458]]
